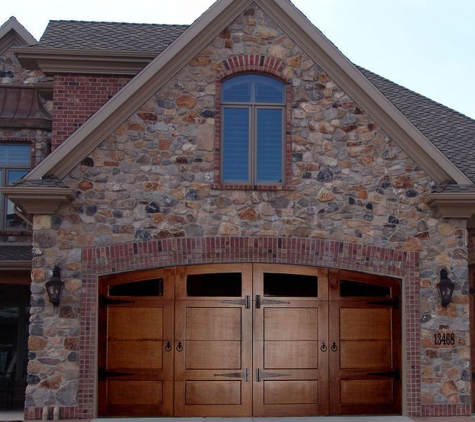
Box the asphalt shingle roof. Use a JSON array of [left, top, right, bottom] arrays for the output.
[[359, 67, 475, 183], [36, 20, 188, 53], [30, 20, 475, 188], [0, 246, 32, 260]]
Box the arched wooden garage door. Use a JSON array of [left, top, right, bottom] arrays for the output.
[[98, 264, 401, 417]]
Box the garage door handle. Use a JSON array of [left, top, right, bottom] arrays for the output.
[[176, 341, 183, 352], [331, 342, 338, 352]]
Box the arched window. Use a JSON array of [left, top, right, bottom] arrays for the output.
[[221, 74, 285, 185]]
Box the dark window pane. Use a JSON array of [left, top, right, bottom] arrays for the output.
[[187, 273, 242, 297], [340, 280, 391, 297], [0, 145, 30, 166], [264, 273, 318, 297], [109, 279, 163, 297], [0, 307, 19, 375], [223, 107, 249, 183], [256, 108, 283, 182]]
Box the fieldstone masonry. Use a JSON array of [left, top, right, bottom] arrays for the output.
[[24, 4, 471, 418]]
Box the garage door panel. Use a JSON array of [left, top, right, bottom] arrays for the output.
[[264, 340, 318, 369], [339, 308, 391, 340], [108, 340, 163, 369], [340, 340, 392, 369], [108, 380, 164, 405], [340, 379, 393, 404], [108, 307, 163, 340], [264, 308, 318, 340], [186, 307, 242, 340], [185, 380, 242, 405], [264, 380, 318, 404], [185, 340, 242, 369]]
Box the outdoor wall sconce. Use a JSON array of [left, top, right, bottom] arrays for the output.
[[437, 268, 455, 308], [45, 266, 64, 306]]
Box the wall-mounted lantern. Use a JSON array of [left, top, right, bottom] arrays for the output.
[[45, 266, 64, 306], [437, 268, 455, 308]]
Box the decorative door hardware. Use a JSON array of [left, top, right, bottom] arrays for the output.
[[320, 342, 327, 352], [331, 342, 338, 352], [214, 368, 249, 382], [176, 341, 183, 352], [219, 295, 251, 309], [165, 341, 172, 352], [256, 368, 289, 382]]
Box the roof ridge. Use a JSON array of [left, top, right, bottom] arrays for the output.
[[47, 19, 190, 28]]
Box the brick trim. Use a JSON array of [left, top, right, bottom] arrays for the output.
[[213, 55, 293, 189], [62, 237, 428, 419]]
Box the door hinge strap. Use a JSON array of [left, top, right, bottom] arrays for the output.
[[256, 368, 289, 382], [214, 369, 249, 381], [255, 295, 291, 308], [219, 295, 251, 308]]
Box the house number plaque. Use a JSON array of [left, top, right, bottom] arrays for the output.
[[433, 331, 456, 346]]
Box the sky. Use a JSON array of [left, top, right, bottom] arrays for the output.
[[2, 0, 475, 119]]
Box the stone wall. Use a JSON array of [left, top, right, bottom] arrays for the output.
[[26, 4, 471, 417]]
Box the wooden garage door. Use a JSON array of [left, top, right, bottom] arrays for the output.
[[98, 264, 401, 417]]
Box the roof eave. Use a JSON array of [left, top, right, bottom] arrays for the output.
[[0, 186, 75, 214], [426, 192, 475, 219], [12, 47, 158, 75], [24, 0, 472, 186]]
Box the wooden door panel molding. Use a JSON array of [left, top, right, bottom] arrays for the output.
[[98, 264, 401, 417], [329, 269, 402, 415]]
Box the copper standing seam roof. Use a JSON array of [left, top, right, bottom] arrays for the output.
[[0, 86, 51, 130]]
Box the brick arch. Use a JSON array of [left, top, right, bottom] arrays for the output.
[[214, 55, 293, 189], [219, 54, 289, 81], [69, 236, 425, 419]]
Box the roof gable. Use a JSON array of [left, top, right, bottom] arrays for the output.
[[0, 16, 37, 54], [24, 0, 471, 185]]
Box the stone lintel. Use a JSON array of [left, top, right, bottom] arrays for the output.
[[426, 192, 475, 219], [0, 186, 74, 214]]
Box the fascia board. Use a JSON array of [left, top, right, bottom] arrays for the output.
[[26, 0, 251, 181], [0, 17, 37, 45], [425, 192, 475, 219], [13, 47, 157, 75], [264, 0, 471, 186], [0, 260, 32, 270], [0, 186, 75, 214]]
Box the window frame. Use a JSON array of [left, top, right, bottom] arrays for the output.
[[0, 143, 31, 231], [217, 73, 291, 190]]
